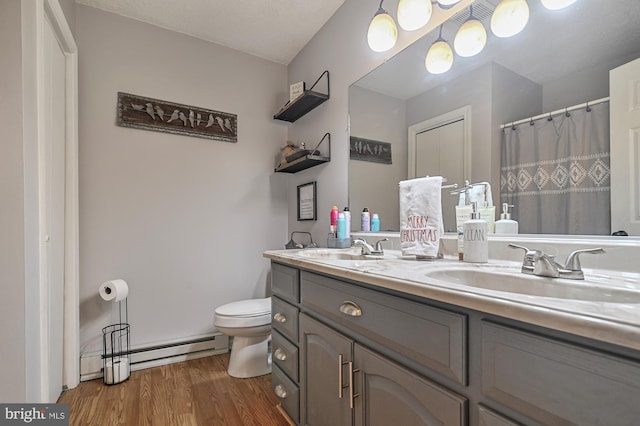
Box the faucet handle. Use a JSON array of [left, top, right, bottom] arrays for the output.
[[374, 238, 389, 253], [508, 243, 542, 267], [564, 248, 605, 271]]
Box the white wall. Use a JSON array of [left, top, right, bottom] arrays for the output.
[[76, 5, 288, 354], [285, 0, 474, 243], [0, 0, 27, 403], [349, 86, 406, 231]]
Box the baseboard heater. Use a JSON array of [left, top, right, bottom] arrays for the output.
[[80, 333, 229, 382]]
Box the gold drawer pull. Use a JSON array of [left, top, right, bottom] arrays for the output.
[[274, 347, 287, 361], [274, 384, 288, 399], [339, 301, 362, 317], [273, 312, 287, 323]]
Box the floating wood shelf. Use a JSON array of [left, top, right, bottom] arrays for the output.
[[274, 71, 330, 123], [275, 133, 331, 173]]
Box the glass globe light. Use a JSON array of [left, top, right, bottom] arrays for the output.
[[397, 0, 432, 31], [491, 0, 530, 38], [426, 40, 454, 74], [541, 0, 577, 10], [454, 17, 487, 57], [436, 0, 463, 8], [367, 8, 398, 52]]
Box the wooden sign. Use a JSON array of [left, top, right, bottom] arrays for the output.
[[117, 92, 237, 143], [350, 136, 392, 164]]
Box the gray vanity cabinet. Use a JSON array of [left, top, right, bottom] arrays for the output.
[[270, 263, 301, 423], [300, 313, 467, 426]]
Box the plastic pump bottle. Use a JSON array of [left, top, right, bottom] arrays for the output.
[[463, 202, 488, 263], [495, 203, 519, 234]]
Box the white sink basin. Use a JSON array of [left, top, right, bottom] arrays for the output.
[[297, 248, 383, 261], [426, 268, 640, 303]]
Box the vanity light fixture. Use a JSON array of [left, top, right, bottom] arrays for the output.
[[454, 6, 487, 57], [491, 0, 530, 38], [397, 0, 433, 31], [425, 25, 454, 74], [367, 0, 398, 52], [540, 0, 577, 10], [436, 0, 463, 9]]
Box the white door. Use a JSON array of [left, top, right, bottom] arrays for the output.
[[414, 120, 465, 232], [610, 57, 640, 235], [40, 13, 66, 402]]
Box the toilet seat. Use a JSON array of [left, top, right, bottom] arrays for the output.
[[214, 297, 271, 328]]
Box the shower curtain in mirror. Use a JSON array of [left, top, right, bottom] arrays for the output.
[[500, 102, 610, 235]]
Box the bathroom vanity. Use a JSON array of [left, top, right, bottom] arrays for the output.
[[265, 241, 640, 426]]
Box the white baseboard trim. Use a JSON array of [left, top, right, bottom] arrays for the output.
[[80, 333, 229, 382]]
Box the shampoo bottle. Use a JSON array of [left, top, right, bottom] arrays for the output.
[[463, 202, 488, 263], [371, 213, 380, 232], [330, 206, 339, 236], [495, 203, 519, 234], [361, 208, 371, 232]]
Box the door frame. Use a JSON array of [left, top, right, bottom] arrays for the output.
[[22, 0, 79, 400], [407, 105, 471, 181]]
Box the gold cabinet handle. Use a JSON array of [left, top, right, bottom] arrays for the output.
[[274, 347, 287, 361], [274, 384, 288, 399], [339, 301, 362, 317], [273, 312, 287, 323], [349, 361, 361, 409]]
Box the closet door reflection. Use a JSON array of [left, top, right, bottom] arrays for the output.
[[415, 119, 464, 232]]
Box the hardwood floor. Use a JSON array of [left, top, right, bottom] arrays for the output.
[[58, 353, 293, 425]]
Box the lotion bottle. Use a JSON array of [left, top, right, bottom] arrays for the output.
[[463, 202, 488, 263], [371, 213, 380, 232], [495, 203, 519, 234]]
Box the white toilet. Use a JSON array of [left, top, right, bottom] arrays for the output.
[[214, 297, 272, 378]]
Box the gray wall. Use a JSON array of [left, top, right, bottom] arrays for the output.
[[76, 5, 288, 354], [285, 0, 474, 243], [349, 86, 406, 231], [0, 0, 27, 403]]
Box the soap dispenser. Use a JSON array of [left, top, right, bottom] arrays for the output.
[[463, 202, 488, 263], [495, 203, 519, 234]]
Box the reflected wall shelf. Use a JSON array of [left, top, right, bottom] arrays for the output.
[[274, 71, 330, 123], [275, 133, 331, 173]]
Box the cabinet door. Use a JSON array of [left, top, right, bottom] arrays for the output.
[[354, 344, 467, 426], [300, 314, 352, 426]]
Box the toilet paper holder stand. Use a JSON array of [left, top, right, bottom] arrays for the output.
[[102, 299, 131, 385]]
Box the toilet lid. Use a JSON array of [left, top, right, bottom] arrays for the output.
[[215, 297, 271, 317]]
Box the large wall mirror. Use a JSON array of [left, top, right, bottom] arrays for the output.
[[348, 0, 640, 235]]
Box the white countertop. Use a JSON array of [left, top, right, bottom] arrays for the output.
[[264, 248, 640, 352]]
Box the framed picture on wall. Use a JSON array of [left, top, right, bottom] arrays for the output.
[[297, 181, 317, 221]]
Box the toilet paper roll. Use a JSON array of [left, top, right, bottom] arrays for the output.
[[104, 357, 130, 384], [99, 279, 129, 302]]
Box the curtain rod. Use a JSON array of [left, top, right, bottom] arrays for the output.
[[500, 96, 610, 129]]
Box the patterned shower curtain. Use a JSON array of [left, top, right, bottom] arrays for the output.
[[500, 101, 610, 235]]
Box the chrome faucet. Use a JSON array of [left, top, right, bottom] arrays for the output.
[[509, 244, 605, 280], [353, 238, 388, 256]]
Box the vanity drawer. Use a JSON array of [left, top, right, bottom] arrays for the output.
[[272, 329, 299, 382], [272, 365, 300, 424], [272, 296, 299, 343], [482, 321, 640, 425], [271, 262, 299, 304], [301, 271, 467, 385]]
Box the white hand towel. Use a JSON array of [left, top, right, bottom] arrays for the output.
[[458, 182, 494, 207], [399, 176, 444, 258]]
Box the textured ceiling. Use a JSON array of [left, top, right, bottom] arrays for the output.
[[75, 0, 346, 64]]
